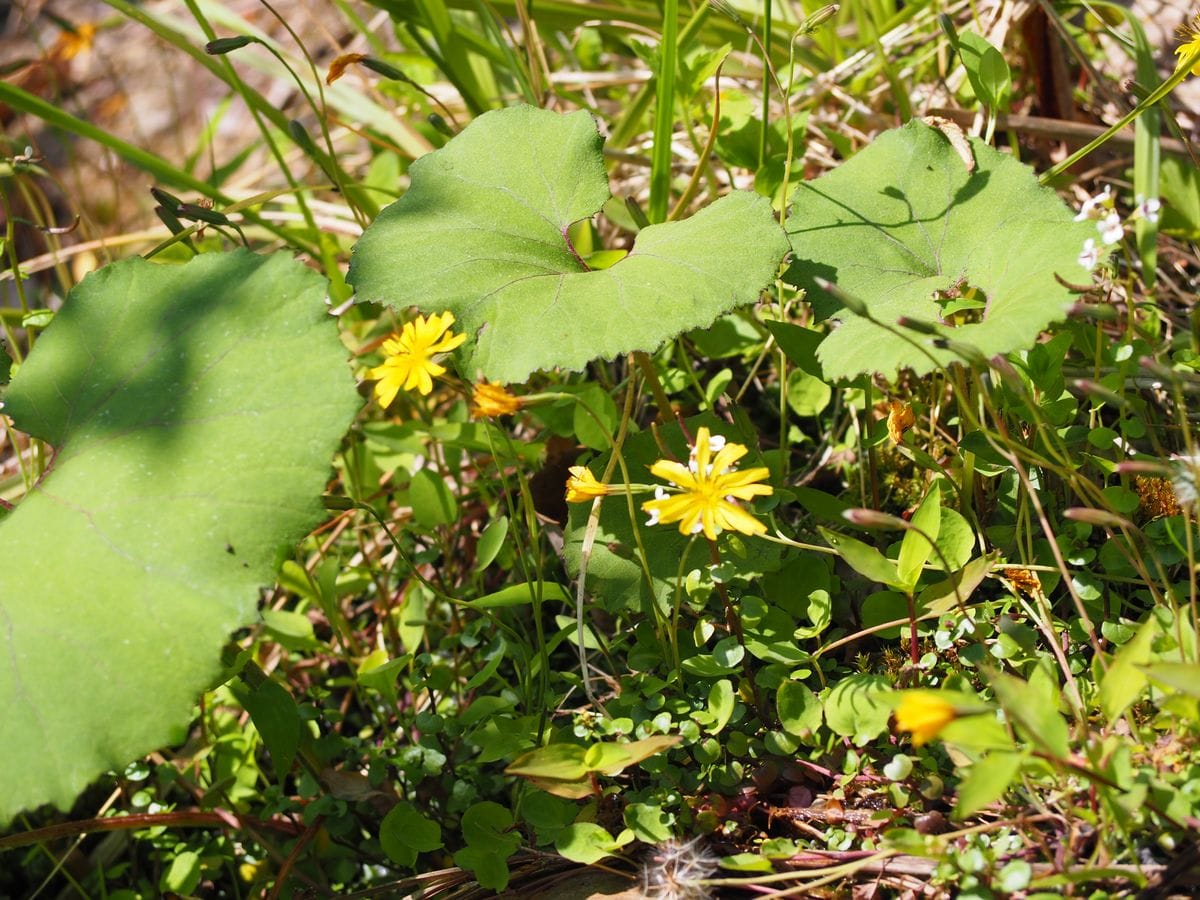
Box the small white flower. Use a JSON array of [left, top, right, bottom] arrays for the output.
[[687, 432, 727, 476], [1098, 211, 1123, 245], [645, 487, 668, 526], [1078, 238, 1100, 270], [1171, 455, 1200, 507], [1135, 196, 1162, 224], [1074, 185, 1112, 221]]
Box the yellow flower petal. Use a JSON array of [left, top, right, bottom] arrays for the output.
[[710, 441, 749, 473], [643, 493, 701, 527], [372, 371, 401, 409], [642, 428, 773, 540], [894, 691, 958, 746], [713, 500, 768, 536], [367, 311, 465, 404], [717, 467, 774, 500], [649, 459, 700, 491], [1175, 17, 1200, 76], [693, 427, 714, 477]]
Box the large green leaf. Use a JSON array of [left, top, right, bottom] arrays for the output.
[[0, 251, 359, 823], [785, 121, 1104, 381], [348, 105, 789, 384]]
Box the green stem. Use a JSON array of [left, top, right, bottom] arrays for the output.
[[649, 0, 679, 223], [708, 538, 764, 720], [182, 0, 322, 246], [633, 350, 673, 422], [759, 0, 772, 171], [1040, 52, 1198, 184]]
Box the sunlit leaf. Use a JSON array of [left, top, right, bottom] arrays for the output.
[[953, 750, 1023, 819], [824, 674, 892, 744], [1099, 617, 1158, 720], [819, 526, 900, 588], [785, 120, 1104, 380], [555, 823, 632, 864], [349, 105, 789, 383], [897, 482, 942, 589]]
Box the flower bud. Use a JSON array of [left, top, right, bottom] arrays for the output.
[[206, 36, 255, 54]]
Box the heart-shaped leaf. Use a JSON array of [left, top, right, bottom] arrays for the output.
[[348, 105, 790, 384], [0, 251, 359, 823], [785, 120, 1105, 381]]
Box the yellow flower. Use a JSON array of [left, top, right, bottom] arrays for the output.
[[886, 400, 915, 445], [1000, 567, 1044, 598], [565, 466, 615, 503], [52, 23, 96, 62], [1176, 16, 1200, 76], [327, 52, 367, 85], [641, 427, 773, 541], [367, 311, 466, 406], [894, 691, 958, 746], [471, 381, 522, 419], [238, 858, 266, 883]]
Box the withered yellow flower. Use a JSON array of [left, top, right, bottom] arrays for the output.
[[1001, 567, 1043, 598], [327, 53, 368, 85], [53, 23, 96, 62], [565, 466, 615, 503], [887, 400, 916, 444], [1135, 475, 1184, 519], [470, 382, 522, 419]]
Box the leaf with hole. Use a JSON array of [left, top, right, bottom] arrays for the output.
[[785, 121, 1104, 380]]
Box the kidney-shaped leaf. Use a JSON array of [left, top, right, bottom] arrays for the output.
[[348, 105, 789, 384], [0, 250, 360, 823], [785, 120, 1104, 381]]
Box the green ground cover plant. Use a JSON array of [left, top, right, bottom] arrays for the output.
[[1, 0, 1200, 896]]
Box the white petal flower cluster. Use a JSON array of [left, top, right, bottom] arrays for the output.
[[1073, 186, 1164, 271], [1170, 454, 1200, 507]]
